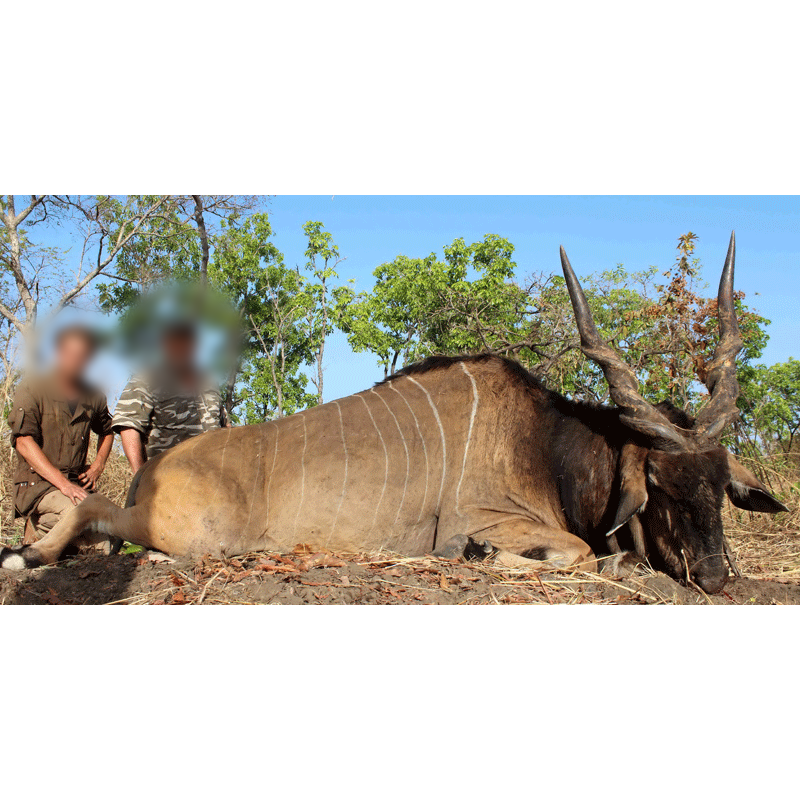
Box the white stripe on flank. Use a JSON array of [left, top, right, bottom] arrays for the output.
[[358, 394, 388, 530], [176, 434, 203, 504], [210, 427, 233, 506], [265, 422, 279, 529], [293, 415, 308, 535], [456, 362, 479, 516], [389, 383, 429, 523], [406, 376, 447, 513], [243, 426, 265, 532], [371, 387, 409, 524], [329, 401, 349, 542]]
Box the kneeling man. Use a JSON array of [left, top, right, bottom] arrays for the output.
[[8, 326, 114, 545]]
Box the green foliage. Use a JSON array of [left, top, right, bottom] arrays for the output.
[[210, 213, 319, 422], [334, 231, 774, 450], [204, 216, 345, 421], [740, 358, 800, 450], [96, 195, 198, 316], [334, 234, 525, 376], [300, 221, 343, 402]]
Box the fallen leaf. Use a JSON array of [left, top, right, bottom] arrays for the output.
[[148, 552, 175, 564], [270, 554, 307, 572], [79, 570, 100, 579], [301, 553, 347, 569], [257, 563, 298, 574]]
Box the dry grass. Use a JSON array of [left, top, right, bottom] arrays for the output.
[[94, 449, 132, 507], [96, 549, 673, 606], [723, 451, 800, 582]]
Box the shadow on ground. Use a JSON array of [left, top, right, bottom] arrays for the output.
[[0, 552, 141, 605], [2, 549, 800, 605]]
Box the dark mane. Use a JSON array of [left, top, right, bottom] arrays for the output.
[[379, 353, 557, 402], [377, 353, 509, 385]]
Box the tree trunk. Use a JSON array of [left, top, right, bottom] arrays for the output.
[[316, 276, 327, 402], [192, 195, 209, 288]]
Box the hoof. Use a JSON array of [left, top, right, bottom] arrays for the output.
[[464, 537, 495, 561], [432, 534, 470, 560], [433, 535, 495, 561], [601, 551, 649, 579]]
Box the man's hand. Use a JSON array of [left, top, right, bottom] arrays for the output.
[[59, 481, 89, 506], [79, 461, 105, 491], [16, 436, 91, 507]]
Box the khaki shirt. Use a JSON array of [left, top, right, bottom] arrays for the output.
[[7, 376, 113, 517], [112, 371, 228, 459]]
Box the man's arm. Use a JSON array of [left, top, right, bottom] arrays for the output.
[[112, 375, 154, 475], [80, 394, 115, 489], [14, 436, 88, 506], [120, 428, 147, 475]]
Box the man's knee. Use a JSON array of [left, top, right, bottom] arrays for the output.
[[29, 489, 99, 539], [33, 511, 64, 537], [40, 491, 77, 513], [31, 491, 73, 535]]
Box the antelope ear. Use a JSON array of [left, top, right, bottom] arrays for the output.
[[726, 453, 789, 514], [607, 443, 649, 536]]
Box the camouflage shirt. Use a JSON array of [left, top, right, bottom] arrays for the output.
[[112, 371, 229, 458]]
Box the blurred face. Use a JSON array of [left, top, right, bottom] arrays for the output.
[[163, 331, 196, 370], [56, 333, 94, 382]]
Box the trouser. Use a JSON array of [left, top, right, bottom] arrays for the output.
[[23, 489, 117, 556], [24, 490, 77, 543]]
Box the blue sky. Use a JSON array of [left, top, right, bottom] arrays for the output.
[[46, 196, 800, 404], [265, 196, 800, 401]]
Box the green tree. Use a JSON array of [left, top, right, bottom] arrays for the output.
[[333, 234, 525, 377], [740, 359, 800, 453], [300, 221, 344, 403], [96, 195, 261, 318], [335, 232, 771, 425], [210, 213, 316, 421]]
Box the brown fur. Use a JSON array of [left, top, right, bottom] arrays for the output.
[[2, 354, 786, 592]]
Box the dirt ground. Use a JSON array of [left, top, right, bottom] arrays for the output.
[[2, 546, 799, 605]]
